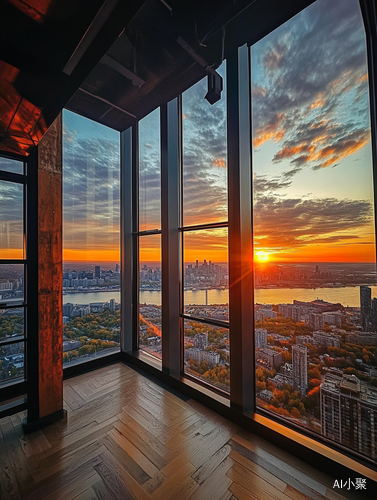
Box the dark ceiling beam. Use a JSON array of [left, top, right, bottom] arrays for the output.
[[63, 0, 121, 75], [0, 0, 145, 155], [78, 88, 136, 118], [100, 54, 145, 87]]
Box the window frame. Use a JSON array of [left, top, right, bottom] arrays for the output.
[[122, 0, 377, 472], [0, 153, 27, 399]]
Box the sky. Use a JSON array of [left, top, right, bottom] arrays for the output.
[[62, 110, 120, 263], [0, 164, 23, 259], [251, 0, 374, 263], [0, 0, 374, 266]]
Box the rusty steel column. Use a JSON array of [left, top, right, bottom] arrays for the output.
[[24, 113, 65, 433]]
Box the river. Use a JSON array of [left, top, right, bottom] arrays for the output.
[[63, 285, 377, 307]]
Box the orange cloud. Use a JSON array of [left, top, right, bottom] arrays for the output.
[[254, 113, 286, 147], [309, 96, 325, 110], [212, 158, 226, 167], [63, 249, 120, 262], [0, 248, 23, 259], [360, 73, 368, 83], [314, 136, 370, 167], [274, 144, 316, 161]]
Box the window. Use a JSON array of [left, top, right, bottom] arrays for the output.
[[0, 157, 26, 389], [251, 0, 376, 461], [181, 62, 229, 393], [138, 109, 162, 360], [62, 110, 121, 367]]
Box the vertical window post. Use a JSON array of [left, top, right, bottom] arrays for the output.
[[227, 45, 255, 410], [161, 98, 181, 375], [121, 127, 133, 352], [360, 0, 377, 264]]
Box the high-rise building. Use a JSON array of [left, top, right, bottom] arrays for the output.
[[292, 344, 307, 396], [372, 297, 377, 332], [63, 302, 73, 318], [255, 328, 267, 348], [256, 348, 282, 369], [95, 265, 101, 279], [309, 313, 324, 331], [110, 298, 116, 312], [360, 285, 372, 332], [320, 374, 377, 460], [194, 333, 208, 349]]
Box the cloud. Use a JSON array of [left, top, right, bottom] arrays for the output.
[[252, 0, 370, 170], [212, 158, 226, 167], [182, 64, 228, 225], [254, 175, 292, 193], [63, 128, 120, 252], [0, 181, 23, 251], [254, 194, 373, 250]]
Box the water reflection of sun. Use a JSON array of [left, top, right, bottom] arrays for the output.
[[255, 250, 270, 263]]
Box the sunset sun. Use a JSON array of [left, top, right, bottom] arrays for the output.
[[255, 250, 270, 263]]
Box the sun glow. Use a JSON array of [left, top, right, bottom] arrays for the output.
[[255, 250, 270, 263]]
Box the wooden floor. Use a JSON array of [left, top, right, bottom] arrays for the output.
[[0, 363, 371, 500]]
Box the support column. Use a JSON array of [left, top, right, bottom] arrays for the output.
[[24, 114, 64, 433], [227, 45, 255, 411]]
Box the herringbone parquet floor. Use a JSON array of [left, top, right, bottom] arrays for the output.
[[0, 363, 373, 500]]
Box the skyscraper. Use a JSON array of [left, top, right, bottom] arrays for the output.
[[95, 265, 101, 279], [255, 328, 267, 348], [62, 302, 73, 318], [360, 285, 372, 331], [372, 297, 377, 332], [320, 374, 377, 460], [292, 344, 307, 396]]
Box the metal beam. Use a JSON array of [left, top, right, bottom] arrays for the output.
[[78, 88, 137, 118], [100, 54, 145, 87], [63, 0, 120, 75]]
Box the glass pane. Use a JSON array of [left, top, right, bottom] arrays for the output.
[[182, 61, 227, 226], [0, 181, 24, 259], [139, 108, 161, 231], [183, 228, 228, 321], [0, 157, 23, 174], [139, 235, 162, 360], [62, 294, 120, 367], [0, 341, 24, 386], [62, 110, 121, 367], [0, 308, 24, 344], [184, 319, 229, 393], [0, 264, 24, 304], [252, 0, 376, 461]]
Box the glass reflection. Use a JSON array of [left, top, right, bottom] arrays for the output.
[[251, 0, 377, 462], [0, 341, 24, 385], [139, 234, 162, 360], [62, 110, 121, 367], [184, 320, 229, 393], [0, 157, 23, 174], [183, 228, 228, 321], [0, 181, 24, 259], [139, 109, 161, 231], [182, 62, 227, 226], [0, 265, 24, 304]]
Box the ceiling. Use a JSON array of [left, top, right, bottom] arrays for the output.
[[0, 0, 315, 156]]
